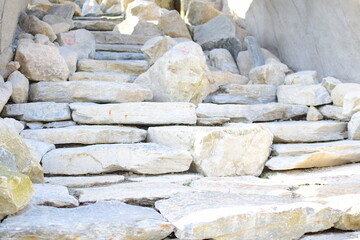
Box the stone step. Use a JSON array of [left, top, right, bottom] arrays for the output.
[[70, 102, 197, 125], [301, 231, 360, 240], [77, 59, 148, 75], [26, 121, 76, 130], [45, 175, 125, 188], [29, 81, 152, 103], [196, 103, 308, 122], [266, 140, 360, 170], [128, 173, 203, 185], [42, 143, 193, 175], [31, 184, 78, 208], [73, 16, 123, 22], [2, 102, 71, 122], [92, 31, 152, 44], [96, 44, 142, 53], [94, 51, 146, 60], [69, 72, 136, 83], [0, 201, 173, 240], [21, 125, 147, 145], [73, 20, 116, 31]]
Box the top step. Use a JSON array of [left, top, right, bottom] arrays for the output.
[[73, 20, 117, 31], [92, 31, 153, 45]]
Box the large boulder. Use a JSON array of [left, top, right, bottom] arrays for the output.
[[135, 41, 211, 104], [141, 36, 178, 66], [158, 10, 191, 39], [18, 14, 57, 42], [185, 0, 222, 25]]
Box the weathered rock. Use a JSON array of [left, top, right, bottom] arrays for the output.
[[322, 77, 342, 93], [2, 61, 21, 80], [58, 1, 81, 16], [342, 91, 360, 116], [73, 182, 195, 205], [19, 14, 57, 42], [331, 83, 360, 106], [45, 175, 125, 188], [15, 42, 69, 81], [0, 119, 44, 183], [29, 81, 152, 103], [197, 117, 230, 126], [58, 46, 77, 74], [158, 10, 191, 39], [147, 125, 273, 177], [348, 111, 360, 140], [0, 167, 33, 220], [0, 82, 12, 112], [21, 125, 147, 145], [284, 71, 318, 85], [7, 71, 29, 104], [42, 143, 192, 175], [0, 148, 16, 171], [3, 118, 24, 134], [141, 36, 178, 66], [126, 0, 164, 21], [306, 106, 324, 121], [77, 59, 148, 75], [262, 121, 347, 143], [31, 184, 78, 207], [155, 192, 341, 240], [205, 84, 276, 104], [93, 31, 152, 45], [69, 72, 135, 83], [301, 231, 360, 240], [42, 14, 74, 28], [94, 51, 145, 61], [318, 105, 350, 121], [209, 71, 249, 87], [73, 20, 116, 31], [197, 103, 308, 122], [249, 60, 289, 86], [51, 22, 72, 34], [23, 139, 55, 163], [34, 34, 52, 45], [58, 29, 96, 59], [96, 43, 143, 53], [0, 201, 173, 239], [135, 42, 211, 104], [185, 0, 222, 25], [128, 173, 203, 185], [208, 48, 239, 74], [267, 140, 360, 170], [47, 4, 75, 19], [70, 102, 197, 125], [113, 16, 162, 37], [277, 84, 331, 106]]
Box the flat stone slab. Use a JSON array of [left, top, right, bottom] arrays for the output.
[[77, 59, 148, 75], [42, 143, 192, 175], [69, 72, 136, 83], [267, 140, 360, 170], [73, 182, 196, 205], [155, 192, 341, 240], [301, 231, 360, 240], [96, 44, 143, 52], [277, 84, 331, 106], [29, 81, 152, 103], [196, 103, 308, 122], [45, 175, 125, 188], [318, 105, 351, 122], [92, 31, 152, 44], [21, 125, 147, 145], [261, 121, 347, 143], [128, 173, 203, 185], [0, 201, 173, 240], [73, 20, 116, 31], [2, 102, 71, 122], [30, 184, 79, 208], [23, 139, 55, 163], [70, 102, 197, 125], [95, 51, 146, 60]]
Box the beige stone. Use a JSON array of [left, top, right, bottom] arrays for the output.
[[306, 106, 324, 121], [249, 61, 289, 86], [45, 175, 125, 188], [0, 82, 12, 112], [284, 71, 318, 85], [342, 91, 360, 116], [7, 71, 29, 103], [19, 14, 57, 42], [208, 71, 249, 87], [322, 77, 342, 93], [185, 0, 222, 25], [69, 72, 134, 83], [348, 111, 360, 140], [126, 0, 165, 21], [158, 10, 191, 39], [92, 31, 152, 45], [277, 84, 331, 106], [331, 83, 360, 106], [318, 105, 350, 121], [113, 16, 162, 37], [77, 59, 148, 75], [73, 20, 116, 31], [58, 29, 96, 59], [141, 36, 178, 66], [128, 173, 203, 185], [209, 48, 239, 74]]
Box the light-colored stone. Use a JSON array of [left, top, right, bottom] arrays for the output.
[[0, 149, 16, 171], [197, 103, 308, 122], [196, 117, 230, 126], [126, 0, 164, 21], [284, 71, 318, 85], [42, 143, 192, 175], [31, 184, 78, 207], [29, 81, 152, 103], [318, 105, 351, 121], [301, 231, 360, 240], [19, 14, 57, 42], [331, 83, 360, 107], [206, 84, 276, 104], [51, 22, 71, 34], [147, 125, 273, 177], [58, 29, 96, 59], [348, 111, 360, 140], [0, 167, 33, 220], [73, 182, 196, 204], [0, 119, 44, 183], [7, 71, 29, 103], [249, 61, 289, 86], [158, 10, 191, 39], [15, 42, 69, 81], [94, 51, 145, 61], [322, 77, 342, 93], [155, 192, 341, 240], [73, 20, 116, 31], [185, 0, 222, 25], [69, 71, 134, 82], [277, 84, 331, 106], [2, 103, 71, 122], [3, 118, 24, 134], [45, 175, 125, 188], [0, 201, 173, 239], [342, 91, 360, 116], [23, 139, 55, 163], [21, 125, 147, 145], [0, 82, 12, 112], [93, 31, 152, 44], [209, 71, 249, 87], [43, 14, 74, 28], [96, 43, 143, 53], [128, 173, 203, 185], [267, 140, 360, 170], [70, 102, 197, 125], [44, 121, 76, 128], [135, 42, 211, 104], [113, 16, 162, 37], [209, 48, 239, 74], [262, 121, 347, 143], [58, 46, 77, 74], [34, 34, 52, 45], [47, 4, 75, 19], [141, 36, 177, 66], [307, 106, 324, 121], [77, 59, 148, 75]]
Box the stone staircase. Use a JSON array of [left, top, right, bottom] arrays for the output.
[[2, 12, 360, 240]]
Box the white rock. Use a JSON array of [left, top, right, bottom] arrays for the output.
[[158, 10, 191, 39], [277, 84, 331, 106], [301, 231, 360, 240], [45, 175, 125, 188], [331, 83, 360, 107], [43, 121, 76, 128], [318, 105, 351, 121], [2, 102, 71, 122], [21, 125, 146, 145], [284, 71, 318, 85], [141, 36, 178, 66], [23, 139, 55, 163], [94, 51, 145, 61], [306, 106, 324, 121], [155, 192, 341, 240], [58, 29, 96, 59], [19, 14, 57, 42], [92, 31, 152, 45], [77, 59, 149, 75], [0, 201, 173, 239], [7, 71, 29, 103], [262, 121, 347, 143], [322, 77, 342, 93], [42, 143, 192, 175], [128, 173, 203, 185], [73, 20, 116, 31], [185, 0, 222, 25], [0, 82, 12, 112], [348, 111, 360, 140], [135, 41, 211, 104], [249, 61, 289, 86], [147, 125, 273, 177], [126, 0, 165, 21], [2, 118, 24, 134], [0, 148, 16, 171], [58, 46, 77, 73], [208, 71, 249, 87], [113, 16, 162, 37], [69, 72, 135, 83], [70, 102, 197, 125], [209, 48, 240, 74], [96, 43, 143, 53], [197, 103, 308, 122], [31, 184, 78, 207], [342, 90, 360, 116]]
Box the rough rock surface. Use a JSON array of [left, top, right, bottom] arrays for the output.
[[158, 10, 191, 39], [69, 72, 135, 83], [348, 111, 360, 140], [0, 82, 12, 112], [208, 48, 240, 74], [237, 48, 279, 76], [23, 139, 55, 163], [45, 175, 125, 188], [277, 85, 331, 106], [185, 0, 222, 25], [7, 71, 29, 103], [19, 14, 57, 42], [249, 60, 289, 86], [30, 183, 78, 207], [331, 83, 360, 107], [141, 36, 178, 66], [58, 29, 96, 59], [113, 16, 162, 37], [126, 0, 164, 21], [284, 71, 318, 85], [77, 59, 149, 75]]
